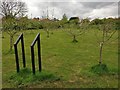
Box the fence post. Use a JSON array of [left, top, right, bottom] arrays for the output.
[[14, 33, 26, 73], [31, 46, 35, 74], [21, 34, 26, 68], [37, 34, 41, 72], [14, 44, 20, 73], [31, 33, 41, 74]]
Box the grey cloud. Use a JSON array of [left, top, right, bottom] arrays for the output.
[[26, 1, 118, 19], [80, 2, 115, 9], [35, 2, 92, 18]]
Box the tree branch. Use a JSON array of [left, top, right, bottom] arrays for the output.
[[105, 30, 117, 43]]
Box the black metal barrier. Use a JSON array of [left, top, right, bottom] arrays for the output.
[[14, 33, 26, 73], [31, 33, 41, 74]]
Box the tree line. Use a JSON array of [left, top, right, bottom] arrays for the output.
[[2, 14, 119, 30]]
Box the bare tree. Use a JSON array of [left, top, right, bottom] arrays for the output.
[[0, 0, 27, 51], [67, 26, 84, 43], [0, 0, 27, 18], [95, 22, 117, 65], [66, 18, 89, 42]]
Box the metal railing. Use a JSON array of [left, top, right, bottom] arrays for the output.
[[31, 33, 41, 74], [14, 33, 26, 73]]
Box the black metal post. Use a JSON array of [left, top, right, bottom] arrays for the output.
[[31, 33, 41, 74], [37, 34, 41, 71], [14, 44, 20, 73], [31, 46, 35, 74], [14, 33, 26, 73], [21, 34, 26, 68]]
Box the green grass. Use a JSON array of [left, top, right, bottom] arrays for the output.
[[8, 68, 60, 88], [2, 29, 118, 88]]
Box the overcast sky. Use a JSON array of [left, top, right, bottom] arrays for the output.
[[19, 0, 119, 20]]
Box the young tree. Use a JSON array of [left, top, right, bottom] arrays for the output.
[[67, 24, 81, 42], [95, 20, 117, 65], [40, 19, 51, 38], [66, 18, 89, 42], [0, 0, 27, 51]]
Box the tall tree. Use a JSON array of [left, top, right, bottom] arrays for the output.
[[0, 0, 27, 18], [0, 0, 27, 51]]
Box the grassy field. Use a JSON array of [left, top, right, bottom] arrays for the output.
[[2, 29, 118, 88]]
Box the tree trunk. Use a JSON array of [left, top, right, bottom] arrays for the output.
[[99, 42, 104, 65], [46, 29, 49, 38], [10, 35, 14, 51], [73, 35, 78, 42]]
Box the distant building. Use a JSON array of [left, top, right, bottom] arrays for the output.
[[69, 17, 80, 24], [69, 17, 79, 21]]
